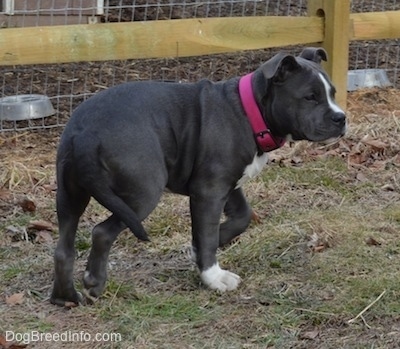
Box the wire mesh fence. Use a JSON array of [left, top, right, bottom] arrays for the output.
[[0, 0, 399, 131]]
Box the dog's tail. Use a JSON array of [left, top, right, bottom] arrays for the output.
[[93, 189, 150, 242], [70, 134, 150, 242]]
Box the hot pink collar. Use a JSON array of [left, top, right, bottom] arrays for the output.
[[239, 73, 285, 152]]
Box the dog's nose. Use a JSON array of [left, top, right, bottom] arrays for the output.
[[331, 112, 346, 124]]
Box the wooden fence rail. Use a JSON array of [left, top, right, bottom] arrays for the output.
[[1, 0, 400, 108], [0, 17, 325, 65]]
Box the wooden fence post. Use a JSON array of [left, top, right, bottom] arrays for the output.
[[308, 0, 351, 110]]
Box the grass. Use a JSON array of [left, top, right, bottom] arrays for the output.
[[1, 90, 400, 348], [384, 205, 400, 223]]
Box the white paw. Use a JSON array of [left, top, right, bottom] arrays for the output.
[[201, 263, 241, 292]]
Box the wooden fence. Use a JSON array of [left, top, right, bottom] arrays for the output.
[[1, 0, 400, 108]]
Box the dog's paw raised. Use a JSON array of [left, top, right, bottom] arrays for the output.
[[83, 271, 106, 299], [201, 264, 241, 292]]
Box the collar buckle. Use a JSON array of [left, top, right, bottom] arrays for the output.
[[239, 73, 285, 153]]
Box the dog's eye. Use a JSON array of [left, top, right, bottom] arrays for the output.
[[304, 94, 317, 102]]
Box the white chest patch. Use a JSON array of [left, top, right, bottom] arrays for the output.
[[236, 153, 269, 189]]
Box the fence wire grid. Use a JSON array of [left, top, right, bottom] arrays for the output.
[[0, 0, 399, 131]]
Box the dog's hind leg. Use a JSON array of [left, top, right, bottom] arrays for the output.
[[83, 180, 165, 299], [219, 188, 253, 247], [83, 214, 126, 298], [51, 183, 90, 306]]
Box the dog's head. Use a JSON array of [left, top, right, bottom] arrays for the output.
[[254, 47, 346, 143]]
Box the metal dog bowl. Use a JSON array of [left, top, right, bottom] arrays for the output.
[[0, 94, 55, 121], [347, 69, 392, 91]]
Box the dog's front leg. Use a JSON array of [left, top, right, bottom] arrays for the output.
[[190, 194, 241, 292], [219, 188, 253, 247]]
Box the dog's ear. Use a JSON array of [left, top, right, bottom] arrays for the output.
[[299, 47, 328, 64], [261, 53, 301, 83]]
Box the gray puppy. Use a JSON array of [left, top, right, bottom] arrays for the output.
[[51, 47, 346, 306]]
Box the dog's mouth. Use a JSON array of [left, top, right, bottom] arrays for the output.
[[290, 131, 345, 144], [308, 121, 347, 144], [315, 127, 347, 143], [318, 136, 343, 145], [285, 121, 347, 144]]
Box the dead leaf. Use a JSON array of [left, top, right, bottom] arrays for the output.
[[0, 334, 28, 349], [34, 231, 54, 244], [42, 183, 57, 192], [313, 245, 326, 253], [369, 160, 387, 171], [5, 292, 24, 305], [300, 329, 319, 340], [19, 198, 36, 213], [0, 188, 12, 201], [348, 151, 368, 166], [366, 236, 382, 246], [361, 136, 387, 151], [0, 335, 6, 348], [251, 210, 262, 224], [28, 220, 56, 232]]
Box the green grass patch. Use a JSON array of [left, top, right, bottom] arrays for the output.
[[97, 292, 212, 342], [2, 263, 28, 282], [383, 205, 400, 223]]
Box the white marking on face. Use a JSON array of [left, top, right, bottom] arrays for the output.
[[236, 153, 269, 189], [318, 73, 344, 114], [201, 263, 241, 292]]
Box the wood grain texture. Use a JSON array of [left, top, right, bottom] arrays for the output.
[[0, 16, 324, 66], [350, 11, 400, 40]]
